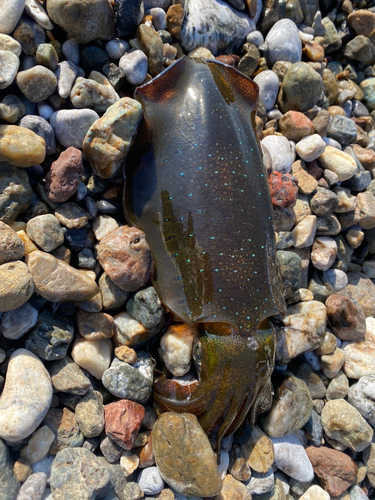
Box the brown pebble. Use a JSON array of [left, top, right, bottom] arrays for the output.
[[166, 4, 185, 39], [13, 457, 32, 483], [45, 147, 83, 203], [104, 400, 145, 450], [114, 345, 138, 364]]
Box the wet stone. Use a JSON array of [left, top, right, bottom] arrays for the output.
[[50, 447, 110, 499], [102, 353, 154, 403], [152, 412, 222, 498]]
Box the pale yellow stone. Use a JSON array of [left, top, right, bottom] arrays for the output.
[[83, 97, 143, 178], [344, 317, 375, 378], [241, 425, 275, 474], [20, 425, 55, 463], [300, 485, 330, 500], [0, 261, 34, 312], [120, 451, 139, 476], [0, 125, 46, 167], [16, 230, 38, 255], [92, 215, 119, 241], [292, 215, 317, 248], [0, 349, 52, 442], [9, 221, 26, 231], [71, 337, 112, 379], [318, 146, 357, 181], [159, 324, 196, 377], [113, 311, 151, 347]]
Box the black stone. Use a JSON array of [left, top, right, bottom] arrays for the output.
[[113, 0, 143, 38]]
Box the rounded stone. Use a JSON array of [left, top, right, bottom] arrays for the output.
[[1, 302, 38, 340], [0, 349, 52, 442], [0, 125, 46, 168], [296, 134, 326, 162], [0, 0, 26, 34], [325, 294, 366, 341], [327, 115, 358, 148], [46, 0, 115, 44], [16, 66, 57, 103], [279, 110, 314, 143], [26, 214, 64, 252], [45, 147, 84, 203], [20, 426, 55, 464], [253, 70, 280, 111], [50, 109, 99, 149], [152, 412, 222, 498], [0, 261, 34, 312], [0, 221, 24, 265], [71, 337, 112, 379], [75, 390, 104, 439], [265, 18, 302, 66], [278, 62, 324, 113], [19, 114, 56, 156], [271, 433, 314, 482], [262, 135, 294, 174], [0, 50, 19, 90], [137, 467, 164, 496], [348, 375, 375, 427]]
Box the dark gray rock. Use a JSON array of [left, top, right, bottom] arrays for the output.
[[19, 115, 56, 155], [100, 436, 123, 464], [277, 251, 302, 299], [96, 458, 129, 500], [303, 410, 323, 446], [113, 0, 143, 37], [0, 438, 20, 500], [25, 310, 74, 361], [126, 286, 163, 333], [327, 115, 358, 148]]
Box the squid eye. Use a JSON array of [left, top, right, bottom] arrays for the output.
[[193, 340, 202, 364]]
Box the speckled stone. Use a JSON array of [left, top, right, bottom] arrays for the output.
[[0, 125, 46, 167], [0, 349, 52, 442], [26, 214, 64, 252], [348, 375, 375, 427], [45, 147, 83, 203], [83, 97, 143, 179], [153, 412, 222, 498], [137, 24, 164, 76], [0, 94, 25, 123], [16, 66, 57, 103], [75, 390, 104, 439], [0, 221, 24, 265], [0, 261, 34, 312], [70, 73, 119, 114], [102, 353, 154, 402], [48, 355, 91, 396], [43, 407, 84, 454]]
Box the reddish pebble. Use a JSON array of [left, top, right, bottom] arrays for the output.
[[306, 446, 358, 497], [268, 171, 298, 208], [45, 147, 83, 203], [278, 110, 314, 143], [97, 225, 152, 292], [215, 55, 239, 66], [135, 430, 155, 468], [104, 400, 145, 450]]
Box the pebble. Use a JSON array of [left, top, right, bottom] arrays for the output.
[[0, 50, 20, 90], [253, 70, 279, 111], [102, 353, 154, 402], [279, 111, 314, 142], [159, 324, 196, 377], [278, 62, 323, 112], [0, 261, 34, 312], [70, 73, 119, 113], [268, 172, 298, 208], [55, 203, 90, 230], [83, 97, 143, 178], [17, 472, 47, 500], [261, 135, 294, 173], [265, 19, 302, 65], [25, 0, 53, 30], [299, 484, 331, 500], [104, 399, 145, 450], [178, 0, 253, 55], [113, 310, 152, 347], [48, 355, 91, 395], [119, 50, 148, 86], [126, 286, 163, 332], [310, 236, 337, 271], [43, 407, 84, 453], [326, 370, 349, 400], [1, 302, 38, 339], [45, 147, 83, 203], [348, 375, 375, 427], [291, 160, 318, 195], [97, 225, 151, 291], [19, 115, 56, 156], [318, 146, 358, 182], [296, 134, 326, 162], [0, 221, 24, 265], [75, 390, 104, 438], [271, 433, 314, 482], [327, 115, 358, 148], [26, 250, 99, 302], [344, 317, 375, 379], [49, 448, 110, 498], [50, 108, 99, 149], [240, 425, 274, 474], [326, 294, 366, 341], [61, 38, 80, 66], [0, 125, 46, 168], [99, 272, 130, 311], [0, 349, 52, 442], [16, 66, 57, 103], [340, 272, 375, 317], [105, 38, 129, 60], [137, 466, 164, 495], [321, 399, 373, 452], [260, 372, 313, 438], [153, 412, 222, 497], [55, 61, 77, 99], [292, 215, 317, 248], [71, 336, 112, 379], [137, 24, 164, 76], [0, 0, 26, 34], [20, 426, 55, 464], [26, 214, 64, 252], [246, 468, 275, 495]]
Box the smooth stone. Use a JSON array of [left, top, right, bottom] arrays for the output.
[[55, 61, 77, 99], [240, 425, 275, 474], [245, 468, 275, 495], [0, 261, 34, 312], [319, 146, 357, 182], [1, 302, 38, 339], [0, 50, 19, 90], [340, 272, 375, 317], [26, 250, 99, 302], [0, 94, 26, 123], [292, 215, 317, 248], [147, 7, 167, 30], [0, 349, 52, 442], [137, 24, 163, 76], [296, 134, 326, 162], [71, 337, 112, 379], [20, 426, 55, 464], [311, 236, 337, 271], [137, 467, 164, 496], [0, 34, 21, 56], [343, 317, 375, 379], [321, 399, 373, 452], [348, 375, 375, 426], [265, 19, 302, 65], [246, 30, 264, 47], [300, 484, 333, 500], [55, 203, 89, 230], [310, 189, 339, 216], [0, 165, 33, 223], [261, 135, 294, 173], [25, 0, 53, 29], [17, 472, 47, 500], [102, 353, 154, 402], [70, 73, 119, 114], [0, 0, 26, 34], [344, 35, 374, 62], [179, 0, 253, 56], [271, 433, 314, 482], [325, 294, 366, 341], [0, 125, 46, 167], [0, 221, 24, 265], [19, 115, 56, 156], [75, 390, 104, 439], [26, 214, 64, 252], [153, 412, 222, 498], [260, 372, 313, 438], [360, 77, 375, 112], [83, 97, 143, 179], [0, 438, 20, 499], [50, 448, 110, 498], [35, 43, 58, 71], [278, 62, 324, 113], [16, 66, 57, 103], [61, 38, 80, 66], [160, 324, 195, 377], [277, 250, 302, 299], [47, 0, 115, 44], [99, 272, 130, 311], [105, 38, 129, 60], [327, 115, 358, 148], [253, 70, 280, 111], [50, 109, 99, 149], [119, 50, 148, 85], [326, 370, 349, 400], [323, 269, 348, 291]]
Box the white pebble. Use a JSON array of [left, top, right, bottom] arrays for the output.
[[71, 337, 112, 379], [25, 0, 54, 30], [119, 50, 148, 86], [267, 108, 283, 120], [322, 268, 348, 291], [271, 433, 314, 482], [253, 70, 280, 111], [299, 31, 314, 42], [105, 38, 130, 60], [311, 236, 337, 271], [55, 60, 78, 99], [146, 8, 167, 30], [292, 215, 317, 248], [265, 19, 302, 66], [159, 324, 195, 377], [300, 484, 330, 500], [295, 134, 326, 162], [246, 30, 264, 47], [2, 302, 38, 339], [261, 135, 294, 173], [92, 215, 119, 241]]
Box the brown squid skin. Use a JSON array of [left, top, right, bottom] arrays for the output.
[[124, 56, 285, 450]]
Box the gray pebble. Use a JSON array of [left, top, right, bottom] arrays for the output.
[[105, 38, 129, 60], [37, 102, 54, 120], [16, 66, 57, 103], [0, 0, 26, 34], [2, 302, 38, 340], [32, 454, 54, 480], [19, 115, 56, 155], [265, 19, 302, 65], [137, 467, 164, 496], [50, 108, 99, 149], [327, 115, 358, 148], [245, 468, 274, 495], [0, 50, 19, 90], [61, 38, 80, 66], [119, 50, 148, 86], [126, 286, 163, 333], [146, 8, 167, 30], [55, 61, 78, 99], [272, 433, 314, 482], [26, 214, 64, 252], [246, 30, 264, 47], [0, 94, 26, 123], [0, 438, 20, 500], [17, 472, 47, 500], [253, 70, 279, 111]]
